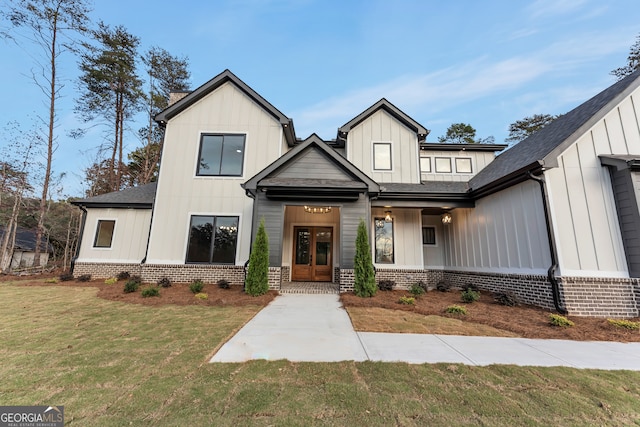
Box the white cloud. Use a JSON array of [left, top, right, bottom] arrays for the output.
[[527, 0, 589, 19]]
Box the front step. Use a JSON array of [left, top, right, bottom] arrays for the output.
[[280, 282, 340, 294]]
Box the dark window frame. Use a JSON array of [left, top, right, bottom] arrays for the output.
[[435, 157, 452, 173], [374, 217, 395, 264], [455, 157, 473, 174], [93, 220, 115, 248], [185, 215, 239, 265], [196, 133, 246, 177], [422, 226, 436, 245], [373, 142, 392, 171], [420, 157, 431, 173]]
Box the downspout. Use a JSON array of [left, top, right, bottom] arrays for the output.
[[527, 171, 567, 314], [70, 205, 87, 274]]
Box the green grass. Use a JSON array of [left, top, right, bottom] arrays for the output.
[[2, 281, 640, 426]]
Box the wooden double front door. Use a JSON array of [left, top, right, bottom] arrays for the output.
[[292, 226, 333, 282]]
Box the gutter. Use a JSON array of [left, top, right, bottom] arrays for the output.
[[70, 205, 88, 274], [527, 171, 567, 314]]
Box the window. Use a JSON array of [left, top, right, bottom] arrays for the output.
[[422, 227, 436, 245], [420, 157, 431, 173], [435, 157, 452, 173], [455, 158, 473, 173], [197, 134, 246, 176], [373, 143, 392, 170], [94, 220, 115, 248], [186, 216, 239, 264], [374, 217, 394, 263]]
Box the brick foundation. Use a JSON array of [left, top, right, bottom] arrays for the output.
[[559, 276, 639, 318], [73, 262, 282, 289]]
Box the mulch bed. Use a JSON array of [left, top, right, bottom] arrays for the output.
[[340, 290, 640, 342], [3, 274, 639, 342]]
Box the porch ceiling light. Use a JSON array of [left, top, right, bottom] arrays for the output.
[[384, 210, 392, 222], [304, 205, 332, 214], [441, 212, 452, 225]]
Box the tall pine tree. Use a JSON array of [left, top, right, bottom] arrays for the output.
[[245, 219, 269, 296], [354, 219, 376, 297]]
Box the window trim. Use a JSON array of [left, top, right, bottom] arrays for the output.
[[196, 133, 246, 177], [373, 216, 395, 264], [435, 157, 452, 173], [455, 157, 473, 174], [372, 142, 393, 171], [185, 214, 240, 265], [93, 219, 116, 249], [420, 157, 431, 173], [422, 226, 436, 245]]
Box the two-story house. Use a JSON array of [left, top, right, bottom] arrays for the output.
[[72, 69, 640, 318]]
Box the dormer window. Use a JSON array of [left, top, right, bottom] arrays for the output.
[[373, 142, 392, 170], [197, 133, 246, 176]]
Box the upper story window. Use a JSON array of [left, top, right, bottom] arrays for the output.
[[197, 134, 246, 176], [373, 142, 392, 170], [420, 157, 431, 173], [455, 158, 473, 173], [435, 157, 452, 173], [93, 220, 115, 248]]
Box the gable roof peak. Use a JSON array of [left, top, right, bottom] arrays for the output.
[[338, 98, 429, 142], [154, 69, 297, 146]]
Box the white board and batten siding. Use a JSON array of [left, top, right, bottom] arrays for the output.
[[420, 150, 496, 182], [372, 208, 423, 269], [347, 109, 420, 184], [146, 82, 284, 265], [443, 180, 551, 274], [422, 215, 445, 269], [77, 208, 152, 263], [545, 91, 640, 278]]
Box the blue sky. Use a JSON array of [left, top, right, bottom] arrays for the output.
[[1, 0, 640, 197]]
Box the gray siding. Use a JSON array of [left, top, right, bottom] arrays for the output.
[[339, 194, 370, 268], [610, 168, 640, 277], [274, 148, 352, 180], [253, 192, 285, 265]]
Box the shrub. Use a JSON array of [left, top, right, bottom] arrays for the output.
[[549, 314, 574, 327], [141, 286, 160, 298], [123, 280, 140, 294], [461, 288, 480, 303], [494, 292, 519, 306], [465, 283, 479, 292], [129, 275, 142, 284], [446, 305, 467, 315], [116, 271, 130, 281], [607, 319, 640, 330], [59, 272, 74, 281], [377, 280, 395, 291], [195, 293, 208, 300], [409, 283, 426, 297], [415, 280, 430, 292], [217, 279, 230, 289], [104, 277, 118, 285], [157, 277, 172, 288], [44, 278, 58, 284], [189, 280, 204, 294], [245, 219, 270, 296], [77, 274, 92, 282], [398, 296, 415, 305], [354, 219, 376, 297], [436, 280, 451, 292]]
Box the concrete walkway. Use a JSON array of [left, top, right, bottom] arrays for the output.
[[210, 294, 640, 370]]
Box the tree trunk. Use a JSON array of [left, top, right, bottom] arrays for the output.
[[1, 193, 22, 271]]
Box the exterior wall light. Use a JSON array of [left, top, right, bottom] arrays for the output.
[[441, 212, 452, 224], [384, 210, 392, 222], [304, 206, 332, 214]]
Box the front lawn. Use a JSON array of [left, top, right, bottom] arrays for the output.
[[1, 281, 640, 426]]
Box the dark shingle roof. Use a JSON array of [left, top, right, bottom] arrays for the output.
[[71, 182, 157, 208], [470, 69, 640, 192], [380, 181, 469, 194], [0, 226, 52, 252]]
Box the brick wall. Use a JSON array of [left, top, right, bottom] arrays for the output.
[[73, 262, 142, 279], [560, 276, 639, 318]]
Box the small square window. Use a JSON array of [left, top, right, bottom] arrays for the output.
[[455, 158, 473, 173], [94, 220, 115, 248], [435, 157, 452, 173], [422, 227, 436, 245], [420, 157, 431, 173], [373, 143, 392, 170]]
